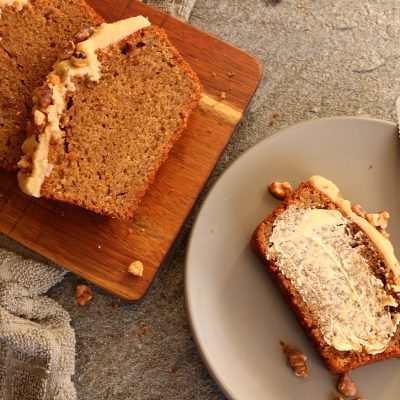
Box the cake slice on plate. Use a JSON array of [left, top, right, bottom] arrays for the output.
[[252, 176, 400, 372], [0, 0, 103, 169], [18, 16, 202, 219]]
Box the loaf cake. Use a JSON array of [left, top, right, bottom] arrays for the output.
[[252, 176, 400, 372], [0, 0, 103, 170], [17, 16, 202, 219]]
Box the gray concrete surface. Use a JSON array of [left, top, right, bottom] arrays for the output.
[[38, 0, 400, 398]]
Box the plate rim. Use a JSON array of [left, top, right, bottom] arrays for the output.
[[184, 116, 397, 400]]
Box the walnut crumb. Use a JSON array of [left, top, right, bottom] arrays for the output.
[[128, 260, 144, 277], [269, 181, 292, 200], [269, 111, 280, 127], [280, 341, 308, 378], [75, 284, 93, 306], [138, 325, 149, 335], [337, 373, 357, 397]]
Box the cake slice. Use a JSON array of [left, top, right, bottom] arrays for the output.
[[17, 16, 202, 219], [0, 0, 103, 169], [252, 176, 400, 373]]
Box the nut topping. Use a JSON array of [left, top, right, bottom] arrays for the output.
[[337, 372, 357, 397], [35, 85, 53, 108], [73, 26, 94, 43], [128, 261, 144, 277], [269, 181, 292, 200], [75, 284, 93, 306], [280, 341, 308, 378], [34, 110, 46, 127], [351, 203, 366, 219], [48, 74, 61, 86], [366, 211, 390, 237], [18, 154, 32, 174]]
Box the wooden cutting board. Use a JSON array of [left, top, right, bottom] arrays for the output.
[[0, 0, 262, 300]]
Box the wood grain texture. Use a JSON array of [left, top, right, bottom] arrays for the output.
[[0, 0, 262, 300]]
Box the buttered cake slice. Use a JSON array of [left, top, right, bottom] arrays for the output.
[[252, 176, 400, 372], [18, 16, 202, 219]]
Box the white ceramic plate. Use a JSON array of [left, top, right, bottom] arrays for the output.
[[185, 117, 400, 400]]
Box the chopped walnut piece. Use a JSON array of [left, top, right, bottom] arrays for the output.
[[269, 181, 292, 200], [128, 260, 144, 277], [351, 203, 366, 219], [73, 25, 94, 43], [34, 110, 46, 127], [35, 85, 53, 108], [269, 111, 280, 127], [75, 284, 93, 306], [337, 373, 357, 397], [48, 74, 61, 86], [366, 211, 390, 234], [280, 341, 308, 378], [18, 155, 32, 174]]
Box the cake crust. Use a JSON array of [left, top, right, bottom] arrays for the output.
[[252, 182, 400, 373]]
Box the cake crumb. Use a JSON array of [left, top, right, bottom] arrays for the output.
[[297, 2, 306, 8], [337, 373, 357, 397], [128, 260, 144, 277], [269, 111, 280, 127], [219, 91, 226, 100], [368, 164, 373, 170], [128, 228, 134, 234], [75, 284, 93, 306], [279, 341, 308, 378], [227, 71, 235, 77], [211, 72, 217, 77]]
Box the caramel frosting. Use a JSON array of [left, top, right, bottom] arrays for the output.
[[268, 207, 400, 354], [17, 16, 151, 197], [309, 175, 400, 288]]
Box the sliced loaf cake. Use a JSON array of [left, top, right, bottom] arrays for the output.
[[252, 176, 400, 372], [0, 0, 103, 169], [18, 16, 202, 219]]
